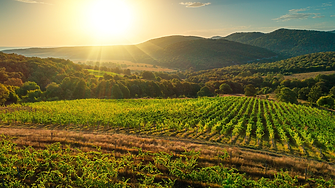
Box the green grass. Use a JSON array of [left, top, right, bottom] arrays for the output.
[[85, 69, 121, 77]]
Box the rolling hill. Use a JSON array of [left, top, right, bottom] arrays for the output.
[[225, 28, 335, 57], [2, 35, 277, 71], [153, 38, 277, 70]]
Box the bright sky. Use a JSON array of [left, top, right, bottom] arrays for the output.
[[0, 0, 334, 47]]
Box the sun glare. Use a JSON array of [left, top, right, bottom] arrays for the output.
[[87, 0, 132, 38]]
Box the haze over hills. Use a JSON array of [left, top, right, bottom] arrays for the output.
[[2, 36, 277, 71], [224, 28, 335, 57]]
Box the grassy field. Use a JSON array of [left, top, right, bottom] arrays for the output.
[[75, 59, 176, 72], [1, 96, 335, 187], [284, 70, 335, 80], [85, 69, 121, 77]]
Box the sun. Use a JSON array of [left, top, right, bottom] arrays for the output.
[[87, 0, 132, 37]]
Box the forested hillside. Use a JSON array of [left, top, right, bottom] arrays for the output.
[[2, 36, 277, 71], [186, 52, 335, 107], [187, 52, 335, 82], [1, 51, 335, 109], [0, 52, 202, 104], [225, 28, 335, 57], [151, 38, 277, 70]]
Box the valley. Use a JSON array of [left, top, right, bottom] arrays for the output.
[[1, 28, 335, 187]]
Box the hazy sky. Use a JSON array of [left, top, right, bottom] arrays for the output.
[[0, 0, 334, 47]]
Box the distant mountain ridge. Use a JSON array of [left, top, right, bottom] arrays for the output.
[[224, 28, 335, 57], [2, 35, 277, 71]]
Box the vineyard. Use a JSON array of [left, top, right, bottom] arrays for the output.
[[1, 96, 335, 187], [0, 136, 334, 187], [1, 96, 335, 162]]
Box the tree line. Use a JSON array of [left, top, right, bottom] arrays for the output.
[[1, 51, 335, 108]]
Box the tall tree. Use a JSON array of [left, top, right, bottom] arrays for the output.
[[72, 79, 87, 99], [0, 83, 9, 105], [276, 87, 298, 104], [16, 81, 40, 97], [244, 84, 257, 96], [197, 86, 214, 97], [118, 83, 130, 99], [219, 83, 233, 94], [317, 96, 334, 109], [111, 84, 123, 99], [45, 82, 62, 100], [308, 85, 323, 103], [141, 71, 156, 80], [298, 87, 310, 100]]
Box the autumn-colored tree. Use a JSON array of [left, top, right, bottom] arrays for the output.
[[4, 78, 23, 87], [0, 83, 9, 105]]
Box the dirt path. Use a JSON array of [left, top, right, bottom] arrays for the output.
[[1, 126, 334, 181]]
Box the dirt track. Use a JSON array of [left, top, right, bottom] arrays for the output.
[[1, 126, 334, 181]]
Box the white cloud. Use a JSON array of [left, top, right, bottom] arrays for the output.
[[274, 13, 314, 21], [274, 7, 324, 21], [14, 0, 50, 5], [313, 15, 325, 18], [321, 2, 332, 7], [311, 13, 325, 19], [180, 2, 211, 8], [16, 0, 39, 3], [289, 8, 308, 13]]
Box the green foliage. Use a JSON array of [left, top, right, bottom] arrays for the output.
[[118, 83, 130, 99], [141, 71, 156, 80], [16, 81, 40, 98], [219, 83, 233, 94], [2, 96, 335, 156], [111, 84, 123, 99], [308, 85, 323, 103], [22, 89, 42, 103], [187, 52, 335, 84], [258, 87, 273, 94], [44, 82, 62, 100], [276, 87, 298, 104], [317, 96, 334, 109], [72, 79, 87, 99], [197, 86, 214, 97], [244, 84, 257, 96], [329, 86, 335, 96], [0, 67, 9, 83], [0, 137, 333, 187], [298, 87, 310, 100], [0, 83, 9, 105]]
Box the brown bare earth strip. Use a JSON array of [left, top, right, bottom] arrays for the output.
[[1, 127, 334, 182]]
